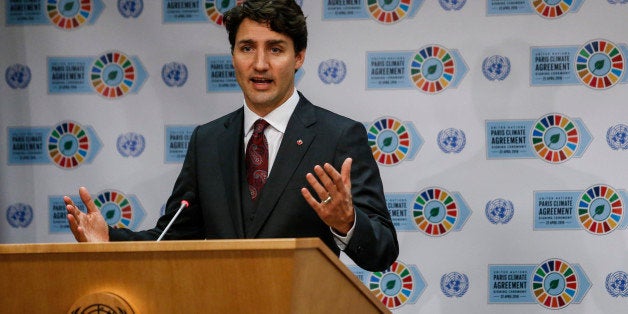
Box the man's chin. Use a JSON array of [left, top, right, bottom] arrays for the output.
[[246, 95, 281, 110]]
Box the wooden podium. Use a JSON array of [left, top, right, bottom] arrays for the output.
[[0, 238, 389, 313]]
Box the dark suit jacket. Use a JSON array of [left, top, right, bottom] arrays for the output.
[[110, 93, 398, 271]]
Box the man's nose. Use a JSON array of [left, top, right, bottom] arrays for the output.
[[253, 50, 269, 71]]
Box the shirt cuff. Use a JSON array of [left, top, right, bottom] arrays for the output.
[[331, 212, 356, 251]]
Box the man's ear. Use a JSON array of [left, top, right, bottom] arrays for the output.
[[295, 49, 306, 70]]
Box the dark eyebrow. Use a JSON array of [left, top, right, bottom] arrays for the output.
[[266, 39, 288, 46], [236, 39, 255, 46], [236, 39, 288, 46]]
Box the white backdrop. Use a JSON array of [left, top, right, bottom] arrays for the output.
[[2, 1, 628, 313]]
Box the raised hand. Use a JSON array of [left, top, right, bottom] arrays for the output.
[[64, 186, 109, 242], [301, 157, 355, 235]]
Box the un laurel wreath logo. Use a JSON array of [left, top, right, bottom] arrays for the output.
[[441, 272, 469, 297], [607, 124, 628, 150], [118, 0, 143, 18], [606, 271, 628, 297], [318, 59, 346, 84], [5, 64, 31, 89], [117, 132, 145, 157], [485, 198, 515, 224], [482, 55, 511, 81], [438, 128, 466, 153], [439, 0, 466, 10], [162, 62, 188, 87], [6, 203, 33, 228]]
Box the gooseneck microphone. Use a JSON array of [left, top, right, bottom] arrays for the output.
[[156, 192, 194, 241]]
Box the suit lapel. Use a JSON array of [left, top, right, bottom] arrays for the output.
[[218, 109, 245, 238], [246, 96, 317, 238]]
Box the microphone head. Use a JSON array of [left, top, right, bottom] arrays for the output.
[[180, 191, 195, 207]]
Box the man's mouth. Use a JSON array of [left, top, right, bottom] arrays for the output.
[[251, 77, 273, 84]]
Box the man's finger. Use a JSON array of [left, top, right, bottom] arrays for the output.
[[314, 165, 335, 192], [78, 186, 99, 214], [323, 162, 345, 192], [63, 195, 80, 216], [340, 158, 352, 187], [66, 213, 86, 242], [301, 187, 323, 210]]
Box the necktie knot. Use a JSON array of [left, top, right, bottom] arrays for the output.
[[252, 119, 269, 135]]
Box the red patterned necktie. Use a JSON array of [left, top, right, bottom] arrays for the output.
[[246, 119, 270, 201]]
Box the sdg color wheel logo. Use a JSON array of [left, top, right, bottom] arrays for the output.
[[532, 0, 574, 19], [531, 113, 580, 163], [369, 261, 415, 309], [46, 0, 93, 29], [410, 45, 455, 94], [90, 51, 137, 98], [47, 121, 90, 169], [205, 0, 244, 25], [575, 39, 625, 89], [577, 184, 624, 235], [532, 259, 579, 309], [367, 0, 412, 24], [412, 187, 458, 236], [368, 117, 412, 165], [94, 190, 135, 229]]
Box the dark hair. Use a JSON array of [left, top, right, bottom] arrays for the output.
[[224, 0, 307, 54]]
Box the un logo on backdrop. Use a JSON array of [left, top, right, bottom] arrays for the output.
[[6, 203, 33, 228], [441, 272, 469, 298], [117, 132, 145, 157], [118, 0, 143, 18], [437, 128, 466, 153], [607, 124, 628, 150], [5, 64, 31, 89], [162, 62, 188, 87], [485, 198, 514, 224], [482, 55, 510, 81], [606, 271, 628, 297], [318, 59, 346, 84], [439, 0, 466, 10]]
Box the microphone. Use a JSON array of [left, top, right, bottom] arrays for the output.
[[157, 192, 194, 241]]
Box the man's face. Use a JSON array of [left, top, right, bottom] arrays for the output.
[[232, 18, 305, 116]]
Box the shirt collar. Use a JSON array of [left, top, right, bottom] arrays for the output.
[[243, 89, 300, 135]]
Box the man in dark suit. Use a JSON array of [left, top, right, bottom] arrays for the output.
[[64, 0, 398, 272]]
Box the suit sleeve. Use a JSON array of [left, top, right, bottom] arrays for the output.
[[335, 121, 399, 271], [109, 126, 205, 241]]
